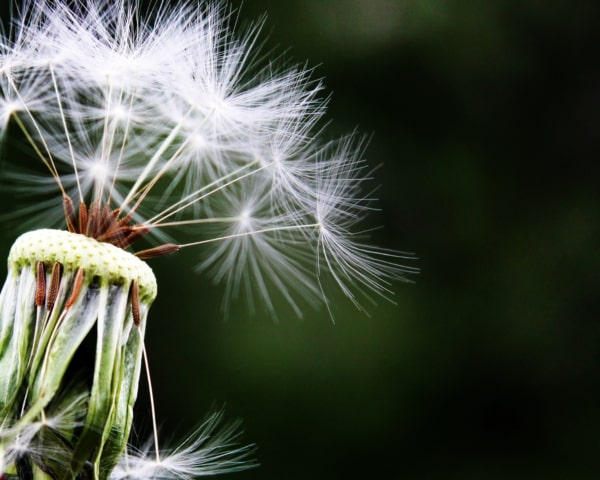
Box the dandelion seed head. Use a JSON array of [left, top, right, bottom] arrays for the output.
[[0, 0, 417, 476], [107, 101, 131, 123], [238, 208, 252, 226], [86, 157, 110, 183], [1, 0, 415, 315], [189, 130, 208, 151], [0, 97, 20, 127]]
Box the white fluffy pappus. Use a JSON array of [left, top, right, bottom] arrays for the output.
[[0, 0, 416, 316], [111, 411, 257, 479]]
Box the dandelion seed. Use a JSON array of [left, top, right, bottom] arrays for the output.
[[0, 0, 415, 478], [112, 411, 257, 480]]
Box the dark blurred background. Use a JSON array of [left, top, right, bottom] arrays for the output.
[[2, 1, 600, 479]]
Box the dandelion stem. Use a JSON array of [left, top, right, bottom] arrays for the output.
[[149, 160, 272, 226], [141, 340, 161, 464], [121, 105, 195, 210], [127, 125, 195, 219], [178, 223, 321, 249], [98, 79, 115, 204], [109, 89, 137, 203], [146, 158, 261, 224], [10, 97, 66, 197], [138, 216, 242, 229], [49, 64, 82, 202]]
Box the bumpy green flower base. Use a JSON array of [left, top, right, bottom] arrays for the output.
[[9, 229, 157, 302]]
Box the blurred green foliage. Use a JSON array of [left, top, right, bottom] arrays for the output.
[[1, 0, 600, 478]]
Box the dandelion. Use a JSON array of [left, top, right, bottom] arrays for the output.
[[0, 0, 416, 479]]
